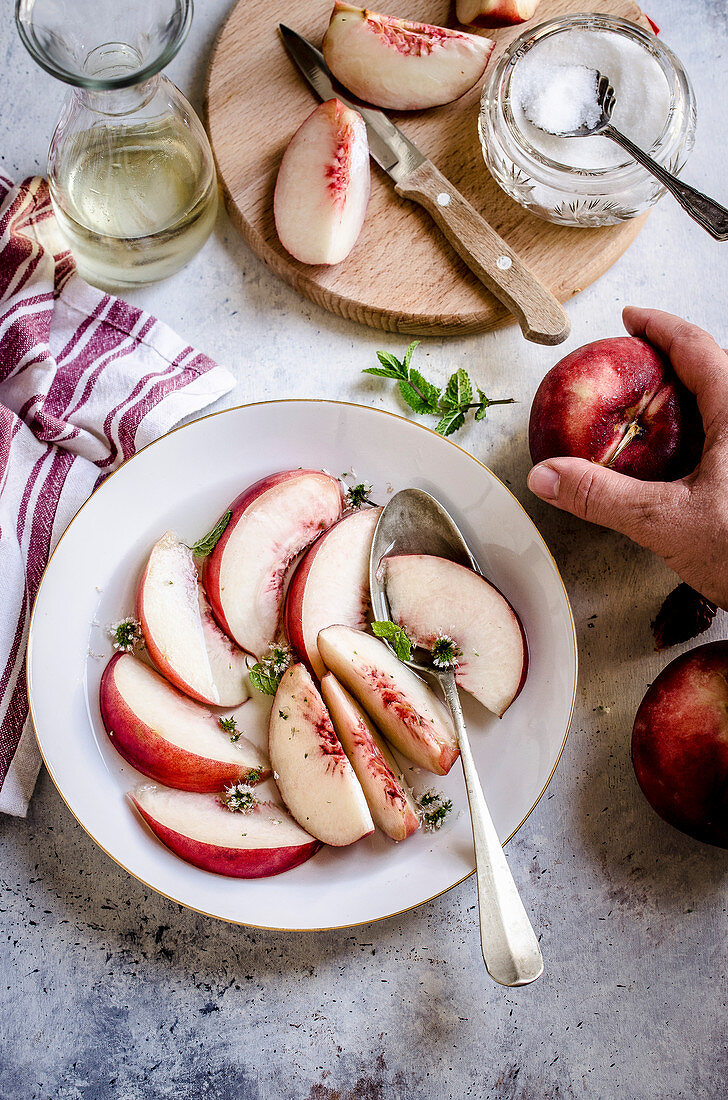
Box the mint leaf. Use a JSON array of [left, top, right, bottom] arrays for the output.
[[365, 367, 404, 380], [362, 365, 404, 380], [399, 372, 440, 415], [248, 665, 281, 696], [475, 388, 490, 421], [371, 620, 412, 663], [247, 642, 292, 696], [435, 409, 466, 437], [442, 369, 473, 410], [377, 350, 407, 377], [402, 341, 420, 372], [376, 350, 405, 372], [191, 511, 231, 557], [410, 369, 440, 412]]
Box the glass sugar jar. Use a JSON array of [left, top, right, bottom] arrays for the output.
[[478, 13, 697, 228]]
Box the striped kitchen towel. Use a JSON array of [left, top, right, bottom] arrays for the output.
[[0, 175, 235, 817]]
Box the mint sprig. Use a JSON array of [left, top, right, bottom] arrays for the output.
[[372, 620, 412, 663], [191, 511, 231, 557], [363, 343, 514, 437]]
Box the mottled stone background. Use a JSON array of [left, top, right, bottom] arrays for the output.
[[1, 1, 727, 1097]]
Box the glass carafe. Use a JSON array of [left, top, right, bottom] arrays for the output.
[[15, 0, 218, 290]]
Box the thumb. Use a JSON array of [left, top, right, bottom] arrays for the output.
[[527, 457, 686, 550]]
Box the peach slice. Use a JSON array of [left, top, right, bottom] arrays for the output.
[[321, 672, 419, 841], [136, 530, 249, 707], [285, 506, 381, 679], [269, 664, 374, 845], [203, 470, 343, 659], [322, 2, 494, 111], [317, 625, 458, 775], [130, 785, 321, 878], [100, 653, 269, 792], [456, 0, 541, 28], [274, 98, 370, 265], [383, 554, 527, 717]]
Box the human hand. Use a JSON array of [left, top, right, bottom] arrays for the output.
[[527, 307, 728, 610]]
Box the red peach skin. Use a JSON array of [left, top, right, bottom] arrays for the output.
[[456, 0, 541, 27], [527, 308, 728, 610], [100, 654, 268, 793], [632, 641, 728, 848], [131, 788, 322, 877], [203, 469, 343, 658]]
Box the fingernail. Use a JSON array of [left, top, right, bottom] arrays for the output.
[[528, 464, 560, 501]]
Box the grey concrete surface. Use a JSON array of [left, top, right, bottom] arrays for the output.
[[1, 2, 727, 1097]]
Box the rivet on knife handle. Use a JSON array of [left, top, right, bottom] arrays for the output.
[[395, 160, 571, 346]]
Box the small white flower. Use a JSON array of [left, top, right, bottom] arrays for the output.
[[220, 783, 259, 814], [108, 617, 143, 653], [264, 642, 292, 677], [431, 634, 462, 669], [415, 788, 453, 832]]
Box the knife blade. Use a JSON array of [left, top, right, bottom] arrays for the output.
[[279, 25, 425, 183], [278, 24, 571, 345]]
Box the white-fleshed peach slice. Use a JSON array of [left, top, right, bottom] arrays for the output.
[[136, 529, 249, 707], [285, 506, 381, 679], [274, 98, 370, 265], [203, 470, 343, 659], [323, 3, 494, 110], [130, 785, 321, 878], [317, 625, 459, 775], [456, 0, 542, 28], [268, 663, 374, 846], [383, 554, 527, 717], [321, 672, 419, 841], [100, 654, 268, 792]]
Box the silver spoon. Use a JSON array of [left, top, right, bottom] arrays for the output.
[[530, 68, 728, 241], [369, 488, 543, 987]]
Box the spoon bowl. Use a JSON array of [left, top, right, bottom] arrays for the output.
[[369, 488, 478, 676], [529, 66, 615, 138], [525, 66, 728, 240]]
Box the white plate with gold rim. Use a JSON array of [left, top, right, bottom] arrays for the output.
[[28, 400, 576, 931]]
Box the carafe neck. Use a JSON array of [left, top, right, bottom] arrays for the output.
[[75, 43, 160, 115]]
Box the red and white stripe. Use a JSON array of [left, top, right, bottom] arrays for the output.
[[0, 176, 234, 815]]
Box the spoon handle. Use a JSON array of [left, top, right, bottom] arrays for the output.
[[439, 671, 543, 986], [603, 124, 728, 241]]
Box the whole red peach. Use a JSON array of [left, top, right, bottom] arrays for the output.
[[528, 336, 704, 481], [632, 641, 728, 848]]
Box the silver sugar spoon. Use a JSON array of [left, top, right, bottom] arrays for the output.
[[369, 488, 543, 987], [530, 69, 728, 241]]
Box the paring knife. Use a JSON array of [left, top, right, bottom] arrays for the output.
[[279, 25, 571, 346]]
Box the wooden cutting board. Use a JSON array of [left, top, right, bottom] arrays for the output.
[[206, 0, 650, 336]]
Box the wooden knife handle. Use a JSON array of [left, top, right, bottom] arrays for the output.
[[395, 160, 571, 346]]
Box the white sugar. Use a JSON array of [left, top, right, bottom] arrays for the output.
[[519, 64, 601, 135], [510, 29, 671, 170]]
